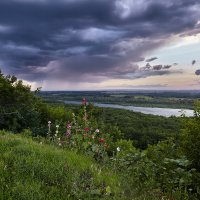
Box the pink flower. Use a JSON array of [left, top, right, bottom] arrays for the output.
[[95, 129, 100, 133], [66, 122, 71, 129], [66, 130, 71, 137], [99, 138, 105, 143], [84, 127, 90, 132], [82, 98, 87, 105]]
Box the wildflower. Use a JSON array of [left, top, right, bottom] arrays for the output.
[[95, 129, 100, 133], [82, 98, 87, 105], [55, 134, 57, 137], [56, 125, 59, 128], [84, 127, 90, 132], [66, 122, 71, 129], [58, 138, 60, 141], [48, 121, 51, 128], [59, 143, 62, 146], [66, 130, 71, 137], [117, 147, 120, 152], [92, 135, 95, 139], [99, 138, 105, 143], [48, 121, 51, 132], [39, 142, 43, 145], [56, 130, 58, 134]]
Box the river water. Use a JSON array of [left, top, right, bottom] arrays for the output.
[[63, 101, 194, 117]]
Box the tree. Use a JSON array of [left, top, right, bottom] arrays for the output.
[[0, 69, 47, 134], [181, 101, 200, 170]]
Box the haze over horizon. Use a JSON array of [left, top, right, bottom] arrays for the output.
[[1, 0, 200, 90]]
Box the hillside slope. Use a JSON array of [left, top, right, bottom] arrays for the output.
[[0, 131, 121, 200]]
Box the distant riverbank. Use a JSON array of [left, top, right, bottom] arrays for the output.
[[63, 100, 194, 117]]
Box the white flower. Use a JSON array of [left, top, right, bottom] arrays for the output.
[[56, 130, 59, 134], [59, 143, 62, 146], [48, 121, 51, 124], [55, 134, 57, 137], [95, 129, 100, 133], [40, 142, 43, 145], [56, 125, 59, 128], [117, 147, 120, 152], [58, 138, 60, 141]]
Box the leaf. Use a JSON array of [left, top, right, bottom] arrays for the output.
[[106, 186, 111, 195]]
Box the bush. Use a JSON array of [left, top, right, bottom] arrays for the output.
[[181, 101, 200, 170]]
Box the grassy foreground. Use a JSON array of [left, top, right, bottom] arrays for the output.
[[0, 131, 121, 200]]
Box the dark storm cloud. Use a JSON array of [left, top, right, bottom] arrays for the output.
[[0, 0, 200, 83]]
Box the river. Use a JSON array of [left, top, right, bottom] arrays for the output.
[[63, 101, 194, 117]]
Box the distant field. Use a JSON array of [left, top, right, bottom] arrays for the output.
[[39, 90, 200, 109]]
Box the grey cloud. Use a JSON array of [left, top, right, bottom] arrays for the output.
[[110, 84, 168, 89], [145, 57, 158, 62], [192, 60, 196, 65], [0, 0, 199, 84], [163, 65, 172, 69], [124, 70, 182, 80], [195, 69, 200, 75], [153, 65, 162, 70]]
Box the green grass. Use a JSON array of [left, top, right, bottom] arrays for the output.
[[0, 131, 121, 200]]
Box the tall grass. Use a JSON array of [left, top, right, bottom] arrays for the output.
[[0, 131, 121, 200]]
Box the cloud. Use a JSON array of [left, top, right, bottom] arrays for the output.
[[163, 65, 172, 69], [152, 65, 162, 70], [145, 57, 158, 62], [110, 83, 168, 89], [192, 60, 196, 65], [0, 0, 199, 86], [195, 69, 200, 75]]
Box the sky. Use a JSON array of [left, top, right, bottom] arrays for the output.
[[0, 0, 200, 91]]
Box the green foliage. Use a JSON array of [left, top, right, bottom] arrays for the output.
[[114, 139, 137, 158], [0, 71, 44, 133], [94, 107, 181, 149], [181, 101, 200, 170], [45, 105, 113, 162], [0, 71, 72, 135], [0, 131, 121, 200], [116, 140, 198, 199]]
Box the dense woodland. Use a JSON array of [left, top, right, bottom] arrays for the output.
[[0, 70, 200, 199]]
